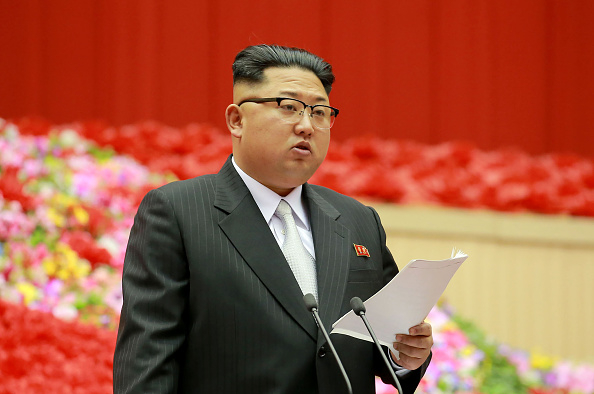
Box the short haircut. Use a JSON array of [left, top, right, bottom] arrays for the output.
[[232, 45, 335, 95]]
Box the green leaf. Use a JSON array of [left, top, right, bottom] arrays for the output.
[[453, 315, 528, 394], [30, 226, 47, 246], [87, 292, 103, 306], [88, 145, 115, 161]]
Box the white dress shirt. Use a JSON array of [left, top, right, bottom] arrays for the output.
[[232, 157, 316, 259]]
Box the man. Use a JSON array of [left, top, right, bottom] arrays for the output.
[[114, 44, 432, 393]]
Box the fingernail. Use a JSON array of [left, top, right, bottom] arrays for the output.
[[395, 335, 403, 342]]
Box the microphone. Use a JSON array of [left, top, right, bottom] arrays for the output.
[[350, 297, 403, 394], [303, 293, 352, 394]]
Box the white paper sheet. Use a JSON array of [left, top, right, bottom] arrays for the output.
[[331, 250, 468, 356]]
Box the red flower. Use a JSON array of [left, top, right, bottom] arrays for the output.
[[0, 300, 116, 393], [0, 167, 37, 212], [11, 117, 53, 136], [82, 204, 114, 237], [61, 231, 112, 269]]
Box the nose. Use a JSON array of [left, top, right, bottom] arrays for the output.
[[295, 108, 314, 136]]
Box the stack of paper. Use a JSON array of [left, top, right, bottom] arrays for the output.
[[332, 250, 468, 356]]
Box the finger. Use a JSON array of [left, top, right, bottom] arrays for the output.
[[393, 341, 431, 359], [409, 322, 432, 336], [395, 334, 434, 349], [392, 351, 425, 370]]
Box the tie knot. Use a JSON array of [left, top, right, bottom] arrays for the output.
[[275, 199, 293, 217]]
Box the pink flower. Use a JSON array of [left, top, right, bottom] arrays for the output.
[[573, 365, 594, 393], [104, 283, 123, 314]]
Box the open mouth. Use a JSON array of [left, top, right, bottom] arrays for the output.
[[293, 142, 311, 152]]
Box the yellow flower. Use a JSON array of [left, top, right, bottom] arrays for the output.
[[47, 207, 66, 227], [56, 269, 70, 281], [16, 282, 39, 306], [43, 243, 90, 281], [72, 205, 89, 225], [42, 257, 58, 276], [57, 242, 78, 264], [52, 193, 77, 209], [73, 263, 91, 279], [461, 345, 476, 357], [530, 350, 555, 370]]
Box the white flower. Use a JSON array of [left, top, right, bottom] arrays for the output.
[[52, 303, 79, 321]]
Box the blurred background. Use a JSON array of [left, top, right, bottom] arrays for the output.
[[1, 1, 593, 393], [1, 0, 593, 156]]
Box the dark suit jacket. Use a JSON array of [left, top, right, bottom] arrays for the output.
[[113, 156, 430, 393]]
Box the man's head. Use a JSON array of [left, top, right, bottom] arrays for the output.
[[232, 45, 335, 95], [226, 45, 337, 196]]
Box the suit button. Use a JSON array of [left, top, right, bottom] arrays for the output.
[[318, 346, 326, 358]]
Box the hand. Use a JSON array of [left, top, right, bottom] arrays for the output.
[[390, 321, 433, 370]]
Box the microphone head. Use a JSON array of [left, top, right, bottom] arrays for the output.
[[303, 293, 318, 311], [350, 297, 366, 315]]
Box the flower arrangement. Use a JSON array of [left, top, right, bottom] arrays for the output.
[[315, 137, 594, 217], [0, 119, 172, 328], [2, 118, 593, 393], [14, 117, 594, 218]]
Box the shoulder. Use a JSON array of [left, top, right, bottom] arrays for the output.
[[306, 184, 377, 217], [140, 174, 218, 209], [307, 184, 369, 208], [156, 174, 217, 195]]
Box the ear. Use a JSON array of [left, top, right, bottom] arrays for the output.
[[225, 104, 243, 138]]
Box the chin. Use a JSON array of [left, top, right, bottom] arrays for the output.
[[278, 162, 322, 185], [278, 174, 310, 189]]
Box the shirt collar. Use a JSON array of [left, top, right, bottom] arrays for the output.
[[232, 156, 310, 229]]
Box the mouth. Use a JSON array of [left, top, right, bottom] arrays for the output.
[[292, 141, 312, 153]]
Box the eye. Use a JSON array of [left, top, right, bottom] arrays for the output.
[[313, 109, 327, 117], [280, 103, 299, 112]]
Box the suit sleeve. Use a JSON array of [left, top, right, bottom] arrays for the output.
[[367, 206, 432, 394], [113, 188, 189, 394]]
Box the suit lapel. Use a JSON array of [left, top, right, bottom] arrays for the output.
[[214, 157, 317, 340], [304, 185, 351, 336]]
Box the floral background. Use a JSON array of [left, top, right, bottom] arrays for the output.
[[1, 117, 593, 393]]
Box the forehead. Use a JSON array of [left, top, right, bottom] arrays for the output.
[[237, 67, 329, 103]]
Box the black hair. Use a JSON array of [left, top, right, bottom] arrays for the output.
[[232, 45, 335, 95]]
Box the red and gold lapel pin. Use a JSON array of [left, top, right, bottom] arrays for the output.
[[353, 244, 370, 257]]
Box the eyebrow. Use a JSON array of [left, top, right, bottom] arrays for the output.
[[278, 90, 328, 103]]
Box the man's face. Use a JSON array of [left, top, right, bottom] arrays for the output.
[[227, 67, 331, 196]]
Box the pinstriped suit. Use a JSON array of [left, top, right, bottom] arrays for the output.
[[113, 156, 430, 393]]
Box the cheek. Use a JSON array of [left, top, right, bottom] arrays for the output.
[[316, 135, 331, 157], [246, 129, 284, 161]]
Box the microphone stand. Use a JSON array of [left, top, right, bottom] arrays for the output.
[[304, 293, 353, 394], [350, 297, 403, 394]]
